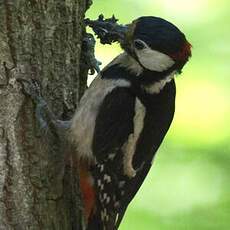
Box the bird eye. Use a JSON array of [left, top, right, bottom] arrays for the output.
[[134, 39, 146, 50]]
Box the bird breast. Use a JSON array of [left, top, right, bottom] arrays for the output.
[[70, 77, 130, 163]]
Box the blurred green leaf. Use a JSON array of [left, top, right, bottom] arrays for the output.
[[86, 1, 230, 229]]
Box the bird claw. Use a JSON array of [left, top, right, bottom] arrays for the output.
[[89, 59, 102, 75], [17, 78, 50, 135], [81, 33, 102, 75], [17, 78, 42, 103]]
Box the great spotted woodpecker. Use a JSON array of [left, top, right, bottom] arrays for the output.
[[72, 16, 192, 229], [18, 15, 192, 230]]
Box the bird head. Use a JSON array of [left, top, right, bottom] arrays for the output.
[[121, 16, 192, 74]]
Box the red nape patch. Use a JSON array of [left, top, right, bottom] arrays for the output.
[[79, 164, 95, 221], [170, 41, 192, 61]]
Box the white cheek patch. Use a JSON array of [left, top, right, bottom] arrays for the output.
[[135, 47, 175, 72]]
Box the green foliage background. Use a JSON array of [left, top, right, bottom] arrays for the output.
[[86, 0, 230, 229]]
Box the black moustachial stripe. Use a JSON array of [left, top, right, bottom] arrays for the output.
[[102, 63, 178, 86]]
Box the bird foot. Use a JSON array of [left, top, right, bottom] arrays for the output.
[[81, 33, 102, 75], [17, 78, 50, 134]]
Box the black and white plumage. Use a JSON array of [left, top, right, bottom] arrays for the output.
[[71, 16, 191, 229]]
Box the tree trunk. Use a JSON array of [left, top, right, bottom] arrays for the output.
[[0, 0, 91, 229]]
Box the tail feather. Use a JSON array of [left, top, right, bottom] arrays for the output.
[[87, 210, 117, 230], [87, 212, 104, 230]]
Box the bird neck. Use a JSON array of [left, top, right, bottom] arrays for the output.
[[103, 52, 176, 94]]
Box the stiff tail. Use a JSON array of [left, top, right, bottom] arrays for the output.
[[87, 211, 104, 230], [87, 209, 118, 230]]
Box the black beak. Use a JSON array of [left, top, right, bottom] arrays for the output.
[[84, 15, 128, 45]]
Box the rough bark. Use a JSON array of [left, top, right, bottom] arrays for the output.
[[0, 0, 91, 229]]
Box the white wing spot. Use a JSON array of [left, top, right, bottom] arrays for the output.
[[101, 210, 105, 221], [103, 174, 111, 183], [118, 181, 125, 188], [97, 179, 101, 186], [105, 214, 109, 222], [97, 179, 104, 190], [101, 208, 109, 222], [99, 164, 104, 172], [103, 193, 108, 201], [108, 153, 115, 160], [105, 196, 110, 204]]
